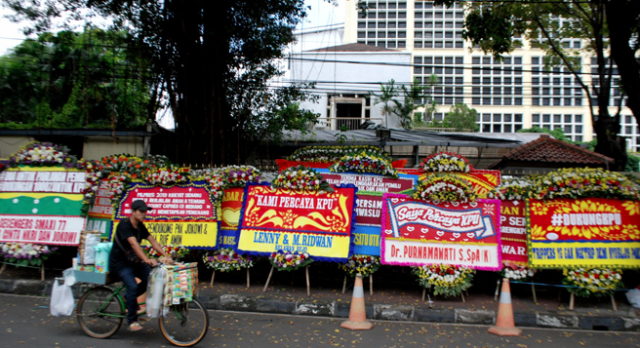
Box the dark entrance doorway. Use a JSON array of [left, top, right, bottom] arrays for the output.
[[336, 103, 362, 130]]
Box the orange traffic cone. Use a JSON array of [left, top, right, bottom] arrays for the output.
[[488, 278, 522, 336], [341, 273, 373, 330]]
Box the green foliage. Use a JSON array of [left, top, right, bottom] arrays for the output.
[[434, 0, 628, 168], [626, 154, 640, 172], [373, 76, 439, 130], [0, 28, 154, 129], [426, 103, 479, 132], [3, 0, 320, 165], [518, 126, 598, 151]]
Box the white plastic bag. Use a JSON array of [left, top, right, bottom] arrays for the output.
[[82, 235, 101, 264], [626, 288, 640, 309], [146, 267, 167, 318], [63, 268, 76, 286], [50, 280, 75, 316]]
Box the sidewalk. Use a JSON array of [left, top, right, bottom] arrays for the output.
[[2, 263, 639, 332]]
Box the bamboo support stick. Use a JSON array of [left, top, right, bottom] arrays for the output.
[[0, 262, 6, 275], [210, 270, 215, 287], [494, 279, 501, 301], [531, 283, 537, 304], [342, 274, 347, 294], [263, 266, 274, 293], [369, 274, 373, 296], [569, 292, 575, 310], [305, 266, 311, 297], [422, 288, 426, 302], [461, 291, 466, 303], [246, 268, 250, 289], [611, 295, 617, 311], [41, 262, 45, 282]]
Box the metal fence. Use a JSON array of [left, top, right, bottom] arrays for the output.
[[312, 118, 383, 131]]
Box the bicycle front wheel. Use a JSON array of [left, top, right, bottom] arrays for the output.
[[76, 286, 125, 339], [159, 298, 209, 347]]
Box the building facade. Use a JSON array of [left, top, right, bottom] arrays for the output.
[[339, 1, 637, 150]]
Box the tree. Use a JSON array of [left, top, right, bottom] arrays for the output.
[[427, 103, 479, 132], [434, 0, 627, 169], [604, 1, 640, 125], [370, 79, 397, 128], [372, 76, 438, 130], [0, 28, 153, 129], [3, 0, 318, 165], [391, 81, 427, 130]]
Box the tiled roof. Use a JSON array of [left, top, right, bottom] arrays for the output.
[[488, 134, 614, 168], [306, 43, 396, 52]]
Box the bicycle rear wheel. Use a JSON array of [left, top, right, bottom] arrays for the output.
[[159, 298, 209, 347], [76, 286, 125, 339]]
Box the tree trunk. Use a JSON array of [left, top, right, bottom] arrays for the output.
[[605, 1, 640, 127]]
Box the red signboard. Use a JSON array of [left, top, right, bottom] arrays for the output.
[[500, 200, 528, 267], [88, 179, 113, 219], [116, 185, 215, 220], [321, 173, 414, 225], [220, 187, 244, 230], [528, 198, 640, 269]]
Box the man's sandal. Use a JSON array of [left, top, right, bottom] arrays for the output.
[[129, 322, 143, 332], [137, 301, 147, 315]]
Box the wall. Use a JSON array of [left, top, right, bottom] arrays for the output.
[[0, 136, 34, 158], [82, 136, 145, 160], [289, 51, 412, 129]]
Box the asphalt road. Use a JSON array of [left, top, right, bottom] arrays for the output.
[[0, 293, 639, 348]]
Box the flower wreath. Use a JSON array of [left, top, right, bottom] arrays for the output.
[[272, 165, 334, 193], [562, 268, 624, 298], [537, 168, 639, 201], [411, 174, 477, 203], [413, 264, 475, 297], [287, 145, 388, 163], [340, 255, 380, 277], [269, 251, 313, 271], [330, 151, 398, 178], [489, 177, 538, 201], [9, 142, 77, 167], [142, 165, 188, 185], [190, 168, 225, 205], [421, 152, 471, 173], [219, 165, 262, 188], [501, 264, 534, 281], [143, 244, 190, 260], [203, 248, 253, 272], [0, 243, 57, 267], [6, 142, 107, 214]]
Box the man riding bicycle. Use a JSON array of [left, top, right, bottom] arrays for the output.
[[109, 200, 172, 332]]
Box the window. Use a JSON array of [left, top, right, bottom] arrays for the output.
[[413, 3, 465, 49], [414, 55, 465, 105], [477, 113, 523, 134], [470, 55, 523, 106]]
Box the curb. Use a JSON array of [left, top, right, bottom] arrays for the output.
[[2, 279, 638, 332]]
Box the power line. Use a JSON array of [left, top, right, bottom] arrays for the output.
[[288, 57, 611, 76]]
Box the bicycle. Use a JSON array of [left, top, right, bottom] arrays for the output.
[[74, 264, 209, 347]]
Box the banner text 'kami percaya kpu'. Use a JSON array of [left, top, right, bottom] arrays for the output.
[[234, 183, 357, 262]]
